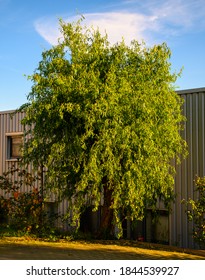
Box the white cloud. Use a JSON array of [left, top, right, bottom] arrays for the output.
[[82, 12, 159, 44], [34, 17, 61, 46], [34, 12, 159, 46], [34, 0, 205, 46]]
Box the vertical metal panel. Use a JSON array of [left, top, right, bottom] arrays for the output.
[[0, 110, 27, 198], [172, 88, 205, 248], [0, 110, 65, 228]]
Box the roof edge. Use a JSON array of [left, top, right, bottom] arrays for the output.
[[0, 109, 16, 115], [176, 87, 205, 95]]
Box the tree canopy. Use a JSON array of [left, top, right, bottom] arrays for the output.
[[20, 18, 187, 237]]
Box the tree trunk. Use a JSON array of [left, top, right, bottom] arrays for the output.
[[96, 183, 114, 239]]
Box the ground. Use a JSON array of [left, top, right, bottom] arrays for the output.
[[0, 237, 204, 260]]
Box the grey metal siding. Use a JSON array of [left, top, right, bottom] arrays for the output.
[[0, 110, 68, 229], [0, 111, 26, 197], [171, 88, 205, 248]]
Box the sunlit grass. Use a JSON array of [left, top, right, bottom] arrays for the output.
[[0, 237, 204, 260]]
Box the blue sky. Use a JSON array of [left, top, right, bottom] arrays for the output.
[[0, 0, 205, 110]]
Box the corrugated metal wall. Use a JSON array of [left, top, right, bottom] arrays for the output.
[[0, 110, 24, 168], [0, 110, 26, 197], [171, 88, 205, 248], [0, 110, 64, 228]]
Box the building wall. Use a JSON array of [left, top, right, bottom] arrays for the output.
[[0, 110, 64, 228], [171, 87, 205, 248], [1, 87, 205, 248], [0, 110, 27, 197]]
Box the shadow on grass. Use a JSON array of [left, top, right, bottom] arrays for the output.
[[0, 240, 204, 260]]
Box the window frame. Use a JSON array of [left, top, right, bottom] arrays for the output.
[[6, 132, 23, 161]]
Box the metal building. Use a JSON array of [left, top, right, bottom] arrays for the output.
[[0, 87, 205, 248], [0, 110, 26, 195], [171, 87, 205, 248]]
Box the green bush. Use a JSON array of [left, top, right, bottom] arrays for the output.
[[0, 166, 58, 237], [183, 176, 205, 247], [0, 187, 42, 232]]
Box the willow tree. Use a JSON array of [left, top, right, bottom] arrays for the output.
[[20, 18, 187, 237]]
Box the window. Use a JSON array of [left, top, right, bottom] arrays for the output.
[[6, 133, 23, 160]]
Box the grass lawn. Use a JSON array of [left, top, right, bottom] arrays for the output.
[[0, 237, 205, 260]]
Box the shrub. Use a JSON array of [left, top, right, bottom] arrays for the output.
[[183, 176, 205, 247], [0, 166, 58, 236]]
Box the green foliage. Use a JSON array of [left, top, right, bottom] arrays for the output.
[[19, 18, 187, 237], [183, 177, 205, 247], [0, 167, 58, 236]]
